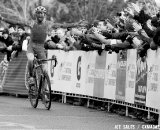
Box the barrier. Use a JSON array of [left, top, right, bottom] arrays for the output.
[[47, 49, 160, 112]]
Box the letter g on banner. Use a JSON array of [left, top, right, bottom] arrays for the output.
[[77, 56, 81, 81]]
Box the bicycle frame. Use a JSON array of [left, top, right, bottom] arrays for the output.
[[28, 55, 57, 109]]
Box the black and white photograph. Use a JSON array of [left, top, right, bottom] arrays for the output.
[[0, 0, 160, 129]]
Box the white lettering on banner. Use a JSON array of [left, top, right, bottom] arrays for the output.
[[135, 94, 146, 99], [117, 61, 127, 68], [94, 69, 105, 79], [138, 85, 147, 93], [88, 69, 105, 79]]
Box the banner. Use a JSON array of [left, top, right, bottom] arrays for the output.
[[134, 53, 148, 105], [71, 51, 86, 95], [125, 50, 136, 104], [48, 50, 73, 93], [116, 50, 127, 101], [85, 51, 96, 96], [104, 52, 117, 100], [93, 51, 106, 98], [46, 49, 160, 110], [146, 49, 160, 109]]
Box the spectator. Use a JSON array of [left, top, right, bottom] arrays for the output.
[[6, 26, 30, 59], [0, 28, 14, 61]]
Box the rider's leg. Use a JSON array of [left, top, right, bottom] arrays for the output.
[[34, 45, 48, 74], [27, 43, 34, 78], [26, 53, 34, 77]]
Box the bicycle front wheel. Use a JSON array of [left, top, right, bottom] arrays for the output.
[[42, 72, 52, 110], [29, 67, 41, 108]]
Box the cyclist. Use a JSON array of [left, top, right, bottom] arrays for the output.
[[0, 6, 78, 86]]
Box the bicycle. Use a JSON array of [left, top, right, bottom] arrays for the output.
[[25, 54, 57, 110]]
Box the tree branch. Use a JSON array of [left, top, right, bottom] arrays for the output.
[[93, 0, 105, 21], [74, 0, 85, 20]]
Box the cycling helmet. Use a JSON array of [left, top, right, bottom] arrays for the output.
[[34, 6, 47, 14]]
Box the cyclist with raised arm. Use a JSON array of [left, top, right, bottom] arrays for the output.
[[0, 6, 78, 86]]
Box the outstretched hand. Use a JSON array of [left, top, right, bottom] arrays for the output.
[[132, 22, 142, 32]]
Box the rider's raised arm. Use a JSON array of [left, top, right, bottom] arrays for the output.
[[0, 16, 32, 28]]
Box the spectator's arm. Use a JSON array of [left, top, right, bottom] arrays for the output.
[[44, 40, 58, 50], [93, 32, 111, 45], [137, 29, 152, 43], [111, 32, 129, 41], [142, 21, 155, 38], [70, 28, 84, 37], [91, 42, 104, 50]]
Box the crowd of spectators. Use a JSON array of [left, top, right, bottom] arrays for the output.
[[44, 1, 160, 58], [0, 1, 160, 62]]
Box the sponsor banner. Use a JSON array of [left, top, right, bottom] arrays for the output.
[[71, 51, 86, 95], [134, 53, 148, 105], [146, 49, 160, 109], [85, 51, 96, 96], [116, 50, 127, 101], [48, 50, 73, 93], [93, 51, 106, 98], [104, 52, 117, 100], [125, 50, 137, 104]]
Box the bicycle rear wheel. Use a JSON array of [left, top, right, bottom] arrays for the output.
[[42, 72, 52, 110]]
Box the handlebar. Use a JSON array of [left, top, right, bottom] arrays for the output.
[[36, 55, 57, 67]]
